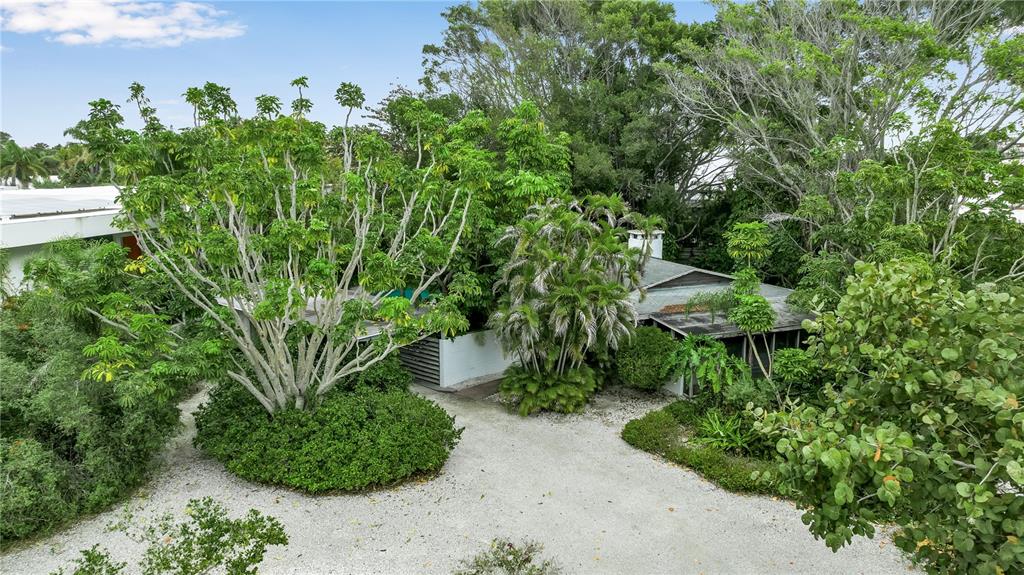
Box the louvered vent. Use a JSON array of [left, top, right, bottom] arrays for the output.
[[399, 337, 441, 387]]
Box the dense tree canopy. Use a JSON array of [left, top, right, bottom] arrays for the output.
[[422, 0, 725, 255]]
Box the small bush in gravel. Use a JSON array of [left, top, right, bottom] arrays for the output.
[[194, 383, 462, 492], [614, 326, 681, 390], [455, 538, 561, 575], [51, 498, 287, 575]]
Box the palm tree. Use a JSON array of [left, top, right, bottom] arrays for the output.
[[0, 141, 47, 188], [489, 195, 658, 377]]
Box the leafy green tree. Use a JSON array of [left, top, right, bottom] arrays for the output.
[[722, 222, 777, 378], [73, 81, 485, 414], [490, 195, 657, 414], [666, 0, 1024, 302], [422, 0, 725, 248], [757, 259, 1024, 574]]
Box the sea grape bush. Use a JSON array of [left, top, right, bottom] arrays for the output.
[[757, 259, 1024, 574]]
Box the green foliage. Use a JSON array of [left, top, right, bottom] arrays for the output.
[[499, 365, 600, 417], [693, 410, 757, 454], [490, 195, 657, 414], [622, 407, 775, 495], [0, 139, 49, 188], [771, 347, 821, 399], [621, 409, 679, 454], [194, 383, 462, 492], [0, 241, 203, 542], [724, 222, 771, 268], [71, 80, 487, 414], [0, 438, 75, 541], [673, 335, 751, 395], [614, 326, 681, 391], [454, 538, 562, 575], [52, 498, 287, 575], [757, 259, 1024, 574], [423, 0, 722, 225], [343, 353, 412, 392]]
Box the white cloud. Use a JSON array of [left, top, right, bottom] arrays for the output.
[[0, 0, 245, 47]]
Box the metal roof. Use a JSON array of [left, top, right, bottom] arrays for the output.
[[631, 259, 813, 337], [638, 258, 734, 289], [649, 297, 811, 338], [0, 186, 119, 220]]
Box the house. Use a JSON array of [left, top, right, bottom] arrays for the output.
[[0, 185, 138, 291], [627, 231, 813, 393]]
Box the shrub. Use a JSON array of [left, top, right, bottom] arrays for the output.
[[0, 438, 76, 540], [0, 279, 189, 543], [52, 498, 287, 575], [621, 410, 679, 453], [719, 375, 777, 412], [342, 353, 412, 392], [614, 326, 681, 390], [664, 444, 775, 495], [455, 538, 561, 575], [499, 365, 599, 416], [623, 403, 777, 495], [194, 383, 462, 492]]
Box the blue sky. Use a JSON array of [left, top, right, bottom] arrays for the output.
[[1, 1, 717, 145]]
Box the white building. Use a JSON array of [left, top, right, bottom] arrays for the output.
[[0, 186, 135, 290]]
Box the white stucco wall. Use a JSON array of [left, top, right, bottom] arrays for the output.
[[3, 244, 40, 291], [437, 329, 516, 388]]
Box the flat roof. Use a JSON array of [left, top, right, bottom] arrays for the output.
[[0, 186, 119, 220]]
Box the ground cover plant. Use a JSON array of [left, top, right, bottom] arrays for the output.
[[0, 240, 214, 543], [51, 498, 287, 575], [194, 361, 462, 493]]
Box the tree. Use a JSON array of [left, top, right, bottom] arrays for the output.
[[0, 140, 47, 188], [77, 81, 482, 414], [489, 194, 658, 414], [757, 259, 1024, 574], [724, 222, 777, 379], [664, 0, 1024, 301], [422, 0, 726, 253]]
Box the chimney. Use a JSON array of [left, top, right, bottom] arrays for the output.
[[628, 229, 663, 260]]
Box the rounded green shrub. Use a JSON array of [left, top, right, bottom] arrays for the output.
[[194, 384, 463, 493], [614, 326, 681, 390], [621, 410, 678, 453], [0, 438, 76, 540], [499, 365, 599, 415]]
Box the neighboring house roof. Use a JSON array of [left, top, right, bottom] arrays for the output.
[[633, 258, 813, 338], [0, 186, 122, 248]]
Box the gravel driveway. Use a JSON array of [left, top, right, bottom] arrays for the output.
[[1, 387, 914, 575]]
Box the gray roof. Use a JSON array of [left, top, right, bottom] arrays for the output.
[[631, 259, 813, 337], [638, 258, 732, 289], [649, 297, 810, 338]]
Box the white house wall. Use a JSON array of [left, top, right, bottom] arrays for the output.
[[437, 330, 516, 389]]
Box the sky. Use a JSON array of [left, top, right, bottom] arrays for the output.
[[0, 1, 717, 146]]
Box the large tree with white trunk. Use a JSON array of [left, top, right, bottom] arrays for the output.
[[81, 80, 487, 413]]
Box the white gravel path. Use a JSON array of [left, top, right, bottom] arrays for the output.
[[1, 387, 915, 575]]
